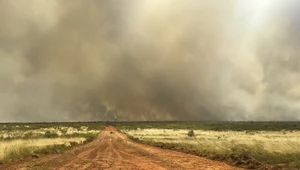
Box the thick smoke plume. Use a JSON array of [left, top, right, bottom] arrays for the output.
[[0, 0, 300, 122]]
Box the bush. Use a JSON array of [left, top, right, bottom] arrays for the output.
[[187, 130, 195, 137], [44, 131, 58, 138]]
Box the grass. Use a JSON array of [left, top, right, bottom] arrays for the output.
[[2, 121, 300, 168], [0, 138, 86, 163], [0, 123, 105, 141], [119, 123, 300, 169], [0, 122, 106, 132], [115, 121, 300, 131], [0, 122, 105, 163]]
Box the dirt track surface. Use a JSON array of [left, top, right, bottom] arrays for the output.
[[2, 126, 242, 170]]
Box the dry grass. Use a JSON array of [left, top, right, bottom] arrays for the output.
[[0, 125, 101, 163], [0, 137, 86, 162], [124, 129, 300, 153], [123, 129, 300, 168], [0, 126, 99, 140]]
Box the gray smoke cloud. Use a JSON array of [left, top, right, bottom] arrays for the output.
[[0, 0, 300, 122]]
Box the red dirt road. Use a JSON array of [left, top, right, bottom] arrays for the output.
[[2, 126, 242, 170]]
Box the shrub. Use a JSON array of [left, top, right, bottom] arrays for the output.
[[187, 130, 195, 137], [44, 131, 58, 138]]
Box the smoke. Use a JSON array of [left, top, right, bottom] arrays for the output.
[[253, 1, 300, 120], [0, 0, 300, 122]]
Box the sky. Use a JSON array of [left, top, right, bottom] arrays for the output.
[[0, 0, 300, 122]]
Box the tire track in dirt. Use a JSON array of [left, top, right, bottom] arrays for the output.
[[2, 126, 243, 170]]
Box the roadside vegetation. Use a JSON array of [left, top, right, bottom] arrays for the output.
[[116, 121, 300, 131], [0, 122, 105, 163], [2, 121, 300, 169], [117, 122, 300, 169]]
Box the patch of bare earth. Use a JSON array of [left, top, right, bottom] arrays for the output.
[[1, 126, 242, 170]]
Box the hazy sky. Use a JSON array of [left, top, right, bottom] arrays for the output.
[[0, 0, 300, 122]]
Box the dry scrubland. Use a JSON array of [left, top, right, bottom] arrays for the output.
[[118, 122, 300, 169], [1, 122, 300, 169], [0, 123, 105, 163], [123, 129, 300, 155]]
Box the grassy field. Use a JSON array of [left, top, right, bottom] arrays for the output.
[[117, 122, 300, 169], [1, 121, 300, 169], [0, 122, 105, 163], [116, 121, 300, 131]]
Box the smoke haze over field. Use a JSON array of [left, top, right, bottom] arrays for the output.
[[1, 0, 300, 122]]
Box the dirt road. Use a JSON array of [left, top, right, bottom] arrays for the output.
[[3, 126, 242, 170]]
